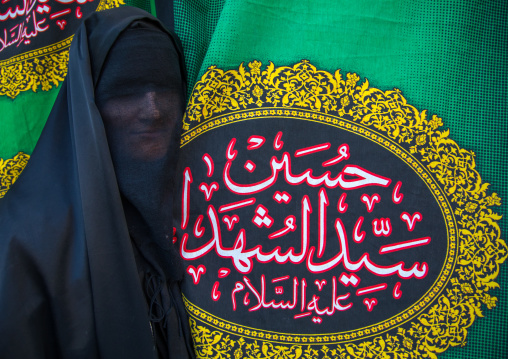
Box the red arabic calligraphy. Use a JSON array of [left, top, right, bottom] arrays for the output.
[[180, 130, 431, 322]]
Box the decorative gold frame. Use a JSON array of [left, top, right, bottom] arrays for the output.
[[181, 60, 507, 359], [0, 0, 124, 99]]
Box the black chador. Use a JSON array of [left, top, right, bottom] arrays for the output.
[[0, 6, 194, 359]]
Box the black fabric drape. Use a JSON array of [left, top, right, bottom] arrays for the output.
[[0, 6, 193, 359], [155, 0, 175, 31]]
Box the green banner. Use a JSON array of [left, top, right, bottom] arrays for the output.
[[173, 1, 507, 358]]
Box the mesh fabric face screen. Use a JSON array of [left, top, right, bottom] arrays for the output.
[[96, 23, 185, 280]]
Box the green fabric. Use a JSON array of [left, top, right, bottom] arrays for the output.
[[0, 86, 60, 159], [174, 1, 507, 358]]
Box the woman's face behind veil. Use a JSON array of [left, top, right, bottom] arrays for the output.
[[95, 25, 184, 164], [98, 89, 183, 162]]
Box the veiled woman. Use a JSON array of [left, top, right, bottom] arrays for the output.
[[0, 6, 194, 359]]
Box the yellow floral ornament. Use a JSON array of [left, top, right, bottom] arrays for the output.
[[0, 152, 30, 198], [182, 60, 507, 359]]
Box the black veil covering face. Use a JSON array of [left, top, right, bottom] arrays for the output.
[[0, 6, 194, 359]]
